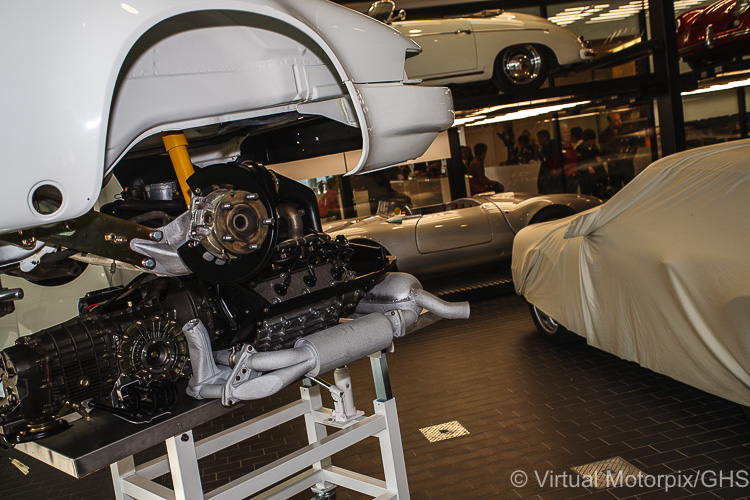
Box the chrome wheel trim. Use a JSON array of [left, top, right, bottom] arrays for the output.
[[532, 305, 559, 335], [502, 45, 542, 85]]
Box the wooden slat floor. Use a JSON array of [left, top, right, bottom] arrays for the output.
[[1, 293, 748, 499]]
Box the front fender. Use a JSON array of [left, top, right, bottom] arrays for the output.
[[0, 0, 452, 234]]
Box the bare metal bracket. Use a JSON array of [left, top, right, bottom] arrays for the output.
[[0, 211, 162, 270]]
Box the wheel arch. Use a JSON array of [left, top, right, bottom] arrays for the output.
[[105, 7, 355, 177]]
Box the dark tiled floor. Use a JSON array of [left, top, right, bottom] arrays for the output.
[[1, 293, 748, 499]]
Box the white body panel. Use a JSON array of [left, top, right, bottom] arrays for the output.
[[394, 12, 591, 85], [0, 0, 453, 233]]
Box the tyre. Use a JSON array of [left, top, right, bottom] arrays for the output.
[[529, 304, 579, 344], [492, 44, 550, 93]]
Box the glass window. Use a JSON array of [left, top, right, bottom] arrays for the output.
[[308, 176, 344, 222], [349, 161, 452, 217], [461, 99, 655, 198], [547, 1, 651, 88], [507, 6, 542, 17], [547, 0, 644, 49], [682, 88, 741, 149]]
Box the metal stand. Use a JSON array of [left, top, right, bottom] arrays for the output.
[[110, 352, 409, 500]]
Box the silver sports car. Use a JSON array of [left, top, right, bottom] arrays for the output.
[[324, 192, 602, 277]]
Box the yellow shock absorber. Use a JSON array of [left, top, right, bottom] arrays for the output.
[[161, 131, 195, 206]]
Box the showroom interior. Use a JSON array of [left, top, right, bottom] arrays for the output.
[[1, 0, 749, 499]]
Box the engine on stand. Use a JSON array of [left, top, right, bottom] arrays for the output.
[[0, 162, 406, 442]]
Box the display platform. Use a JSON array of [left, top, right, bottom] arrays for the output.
[[14, 384, 233, 478]]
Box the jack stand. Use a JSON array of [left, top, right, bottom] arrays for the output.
[[110, 351, 410, 499], [308, 365, 364, 427]]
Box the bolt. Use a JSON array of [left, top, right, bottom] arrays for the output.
[[21, 235, 36, 248], [246, 243, 260, 250], [262, 218, 274, 226], [181, 434, 189, 442], [220, 203, 232, 210], [141, 258, 156, 270], [149, 230, 163, 242], [104, 233, 127, 244], [221, 235, 235, 242], [245, 193, 259, 200]]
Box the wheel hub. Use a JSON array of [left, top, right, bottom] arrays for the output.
[[533, 306, 559, 334], [503, 46, 542, 85]]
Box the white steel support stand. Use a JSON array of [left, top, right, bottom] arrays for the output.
[[110, 352, 409, 500]]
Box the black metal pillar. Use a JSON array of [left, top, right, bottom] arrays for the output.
[[648, 0, 686, 155], [739, 87, 748, 139], [447, 127, 467, 200], [339, 175, 357, 219]]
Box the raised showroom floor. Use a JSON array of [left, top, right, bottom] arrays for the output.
[[1, 292, 749, 499]]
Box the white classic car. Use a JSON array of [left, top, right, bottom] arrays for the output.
[[512, 139, 750, 408], [0, 0, 467, 441], [369, 0, 595, 92]]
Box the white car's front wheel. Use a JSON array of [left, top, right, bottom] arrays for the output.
[[529, 304, 578, 344], [493, 44, 550, 93]]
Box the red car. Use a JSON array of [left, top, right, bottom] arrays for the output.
[[677, 0, 750, 69]]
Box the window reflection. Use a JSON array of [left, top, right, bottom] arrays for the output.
[[462, 100, 655, 198], [683, 88, 742, 149]]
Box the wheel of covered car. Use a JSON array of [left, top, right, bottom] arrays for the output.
[[529, 304, 578, 344], [492, 44, 549, 93]]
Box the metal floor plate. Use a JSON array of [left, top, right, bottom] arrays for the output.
[[571, 456, 647, 489], [419, 420, 470, 443]]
